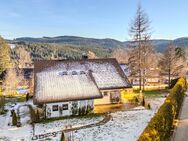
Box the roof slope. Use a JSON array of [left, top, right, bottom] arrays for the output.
[[34, 58, 131, 90], [34, 58, 131, 104], [34, 71, 101, 104]]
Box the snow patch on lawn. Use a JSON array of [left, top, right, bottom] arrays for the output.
[[71, 98, 165, 141], [34, 116, 103, 135]]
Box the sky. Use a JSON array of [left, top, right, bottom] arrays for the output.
[[0, 0, 188, 41]]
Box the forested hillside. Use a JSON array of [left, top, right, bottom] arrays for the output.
[[13, 43, 113, 60], [12, 36, 188, 53], [9, 36, 188, 61]]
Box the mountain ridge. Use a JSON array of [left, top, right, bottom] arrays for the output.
[[11, 36, 188, 52]]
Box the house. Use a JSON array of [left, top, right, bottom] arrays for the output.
[[34, 58, 131, 118], [120, 64, 163, 86]]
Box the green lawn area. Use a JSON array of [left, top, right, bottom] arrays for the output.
[[133, 89, 165, 98]]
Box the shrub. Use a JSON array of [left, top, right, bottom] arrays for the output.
[[138, 78, 187, 141], [60, 132, 65, 141], [12, 111, 17, 126], [147, 103, 151, 109], [26, 93, 29, 101], [134, 97, 139, 103], [81, 106, 86, 115], [28, 105, 36, 123], [35, 109, 40, 123], [78, 108, 81, 116], [170, 78, 180, 89], [141, 96, 145, 107], [0, 96, 5, 113]]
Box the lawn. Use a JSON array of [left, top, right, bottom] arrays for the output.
[[133, 89, 165, 98]]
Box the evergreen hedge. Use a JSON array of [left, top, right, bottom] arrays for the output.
[[138, 78, 187, 141]]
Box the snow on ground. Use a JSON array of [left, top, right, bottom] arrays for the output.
[[71, 98, 165, 141], [0, 98, 165, 141], [34, 116, 103, 135], [0, 100, 35, 141], [0, 103, 103, 141]]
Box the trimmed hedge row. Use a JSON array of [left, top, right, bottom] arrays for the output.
[[138, 78, 187, 141]]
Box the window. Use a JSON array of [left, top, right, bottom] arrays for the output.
[[80, 71, 86, 75], [62, 71, 68, 75], [52, 105, 58, 111], [72, 71, 77, 75], [58, 71, 67, 76], [103, 92, 108, 96], [62, 104, 68, 110]]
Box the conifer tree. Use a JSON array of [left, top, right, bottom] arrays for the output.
[[0, 37, 11, 74]]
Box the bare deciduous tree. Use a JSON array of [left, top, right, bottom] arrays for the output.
[[15, 46, 32, 68], [112, 48, 130, 64], [159, 43, 186, 88], [4, 68, 19, 96], [129, 4, 152, 90], [87, 51, 97, 59]]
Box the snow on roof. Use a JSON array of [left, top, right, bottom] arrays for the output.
[[34, 71, 102, 104], [120, 64, 131, 77], [34, 58, 131, 104]]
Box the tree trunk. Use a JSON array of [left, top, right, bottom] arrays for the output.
[[142, 69, 145, 91], [168, 69, 171, 89]]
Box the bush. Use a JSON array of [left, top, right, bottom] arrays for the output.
[[170, 78, 180, 89], [60, 132, 65, 141], [134, 97, 139, 103], [26, 93, 29, 101], [147, 103, 151, 109], [28, 105, 36, 123], [141, 96, 145, 107], [12, 111, 17, 126], [35, 109, 40, 123], [0, 96, 5, 113], [138, 78, 187, 141]]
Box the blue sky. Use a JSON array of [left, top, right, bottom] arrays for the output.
[[0, 0, 188, 41]]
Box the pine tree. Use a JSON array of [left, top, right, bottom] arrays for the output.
[[0, 37, 11, 74]]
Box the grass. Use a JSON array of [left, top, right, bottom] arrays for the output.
[[40, 113, 105, 124], [4, 95, 26, 104], [133, 89, 164, 98], [0, 109, 8, 115]]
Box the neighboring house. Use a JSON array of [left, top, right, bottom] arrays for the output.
[[120, 64, 163, 86], [8, 43, 16, 49], [34, 58, 131, 118]]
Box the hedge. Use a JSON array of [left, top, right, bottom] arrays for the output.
[[138, 78, 187, 141]]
